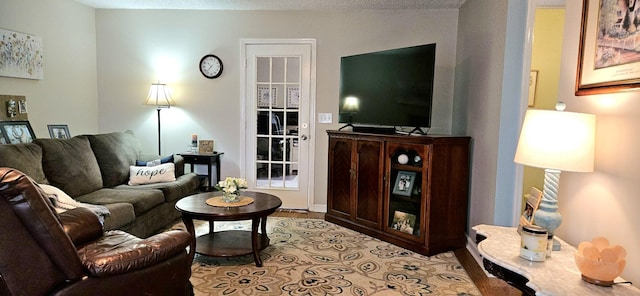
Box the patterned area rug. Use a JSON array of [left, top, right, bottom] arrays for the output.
[[171, 217, 480, 296]]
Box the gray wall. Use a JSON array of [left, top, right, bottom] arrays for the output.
[[94, 9, 460, 210]]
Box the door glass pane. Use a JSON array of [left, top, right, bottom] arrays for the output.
[[255, 55, 301, 189]]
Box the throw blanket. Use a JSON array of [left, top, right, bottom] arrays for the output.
[[39, 183, 110, 225]]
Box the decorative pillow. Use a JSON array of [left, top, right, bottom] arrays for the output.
[[136, 154, 174, 167], [128, 163, 176, 185]]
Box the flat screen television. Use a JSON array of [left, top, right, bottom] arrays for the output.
[[338, 43, 436, 133]]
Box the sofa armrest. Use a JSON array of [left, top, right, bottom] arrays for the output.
[[173, 154, 185, 177], [59, 208, 103, 247], [80, 230, 191, 277]]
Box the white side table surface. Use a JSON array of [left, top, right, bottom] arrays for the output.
[[473, 224, 640, 296]]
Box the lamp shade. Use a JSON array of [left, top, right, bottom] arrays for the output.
[[514, 108, 596, 173], [343, 96, 360, 113], [145, 82, 175, 108]]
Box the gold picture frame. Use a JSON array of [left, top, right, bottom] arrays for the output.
[[576, 0, 640, 95]]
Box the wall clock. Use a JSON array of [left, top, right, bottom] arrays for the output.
[[199, 54, 223, 79]]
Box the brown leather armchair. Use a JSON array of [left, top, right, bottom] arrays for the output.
[[0, 168, 193, 296]]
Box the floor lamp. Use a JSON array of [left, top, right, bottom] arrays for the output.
[[514, 102, 596, 249], [145, 82, 175, 155]]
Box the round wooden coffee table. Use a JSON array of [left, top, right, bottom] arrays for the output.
[[175, 191, 282, 267]]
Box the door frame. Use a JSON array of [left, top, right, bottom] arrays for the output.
[[240, 38, 317, 210]]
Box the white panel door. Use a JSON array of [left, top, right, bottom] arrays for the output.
[[243, 40, 315, 209]]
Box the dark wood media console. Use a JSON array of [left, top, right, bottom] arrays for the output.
[[326, 130, 471, 256]]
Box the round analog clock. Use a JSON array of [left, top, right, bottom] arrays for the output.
[[199, 54, 223, 79]]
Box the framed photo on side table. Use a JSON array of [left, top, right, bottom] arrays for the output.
[[392, 171, 416, 197], [576, 0, 640, 95], [0, 121, 36, 144], [47, 124, 70, 139], [519, 187, 543, 227]]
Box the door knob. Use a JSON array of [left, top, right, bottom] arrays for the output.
[[300, 135, 308, 141]]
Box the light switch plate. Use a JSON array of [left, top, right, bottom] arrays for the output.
[[318, 113, 332, 123]]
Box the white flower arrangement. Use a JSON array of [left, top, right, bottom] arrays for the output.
[[215, 177, 248, 196]]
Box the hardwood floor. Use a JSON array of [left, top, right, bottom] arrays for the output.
[[274, 209, 521, 296]]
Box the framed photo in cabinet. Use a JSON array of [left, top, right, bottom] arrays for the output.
[[392, 171, 416, 197], [391, 210, 416, 235]]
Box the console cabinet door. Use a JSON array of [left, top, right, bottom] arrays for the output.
[[327, 136, 383, 229], [327, 137, 353, 220], [354, 139, 383, 228]]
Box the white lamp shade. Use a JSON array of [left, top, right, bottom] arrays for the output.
[[343, 96, 360, 112], [514, 109, 596, 172], [145, 82, 175, 107]]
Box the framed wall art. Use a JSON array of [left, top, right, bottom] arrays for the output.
[[287, 86, 300, 108], [0, 28, 44, 80], [47, 124, 70, 139], [257, 86, 277, 108], [0, 121, 36, 143], [392, 171, 416, 197], [576, 0, 640, 95]]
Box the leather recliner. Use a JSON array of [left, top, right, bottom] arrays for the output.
[[0, 168, 193, 295]]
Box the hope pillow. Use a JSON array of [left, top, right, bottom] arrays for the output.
[[128, 163, 176, 185]]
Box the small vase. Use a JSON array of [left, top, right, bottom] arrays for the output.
[[222, 192, 239, 203]]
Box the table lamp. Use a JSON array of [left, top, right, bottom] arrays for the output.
[[514, 102, 596, 247], [145, 81, 176, 155]]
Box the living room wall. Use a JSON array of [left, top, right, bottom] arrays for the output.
[[0, 0, 98, 137], [93, 9, 460, 210], [556, 0, 640, 284]]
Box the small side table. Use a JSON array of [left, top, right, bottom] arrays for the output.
[[473, 224, 639, 296], [179, 152, 224, 191]]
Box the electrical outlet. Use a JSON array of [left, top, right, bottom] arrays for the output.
[[318, 113, 332, 124]]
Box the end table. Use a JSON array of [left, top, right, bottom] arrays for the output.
[[179, 151, 224, 191]]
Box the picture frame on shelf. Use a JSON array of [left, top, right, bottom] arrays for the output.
[[47, 124, 70, 139], [576, 0, 640, 95], [391, 210, 416, 235], [198, 140, 214, 154], [0, 125, 8, 144], [1, 121, 36, 144], [392, 170, 416, 197]]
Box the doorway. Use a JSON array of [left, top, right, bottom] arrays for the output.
[[521, 4, 566, 209], [241, 39, 316, 209]]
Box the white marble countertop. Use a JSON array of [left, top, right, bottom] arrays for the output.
[[473, 224, 640, 296]]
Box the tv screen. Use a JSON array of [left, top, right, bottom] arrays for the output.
[[338, 43, 436, 129]]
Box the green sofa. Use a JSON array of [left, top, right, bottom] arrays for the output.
[[0, 131, 200, 238]]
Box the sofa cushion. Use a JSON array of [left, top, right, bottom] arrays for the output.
[[102, 203, 136, 231], [74, 188, 164, 216], [128, 163, 176, 185], [87, 131, 141, 188], [0, 143, 48, 184], [35, 137, 103, 197]]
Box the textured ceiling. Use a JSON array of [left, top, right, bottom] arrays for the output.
[[73, 0, 469, 10]]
